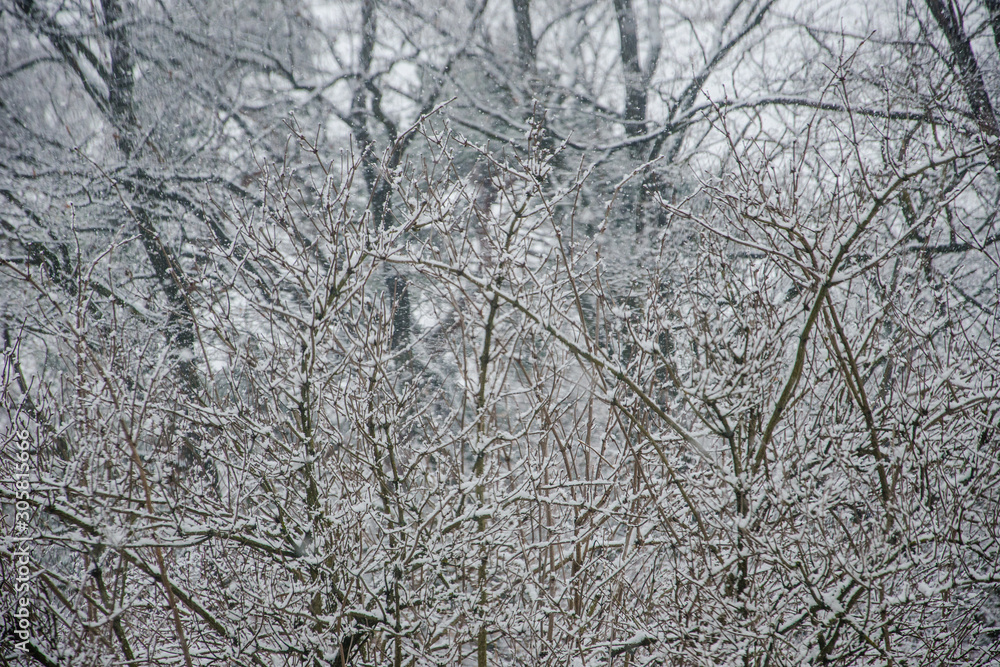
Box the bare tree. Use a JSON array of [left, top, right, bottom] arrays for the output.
[[2, 2, 999, 667]]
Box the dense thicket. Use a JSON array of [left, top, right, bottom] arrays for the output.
[[2, 1, 999, 666]]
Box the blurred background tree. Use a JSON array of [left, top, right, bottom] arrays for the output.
[[2, 1, 999, 666]]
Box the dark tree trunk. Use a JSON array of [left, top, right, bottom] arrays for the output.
[[924, 0, 1000, 168], [512, 0, 535, 70], [613, 0, 647, 138]]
